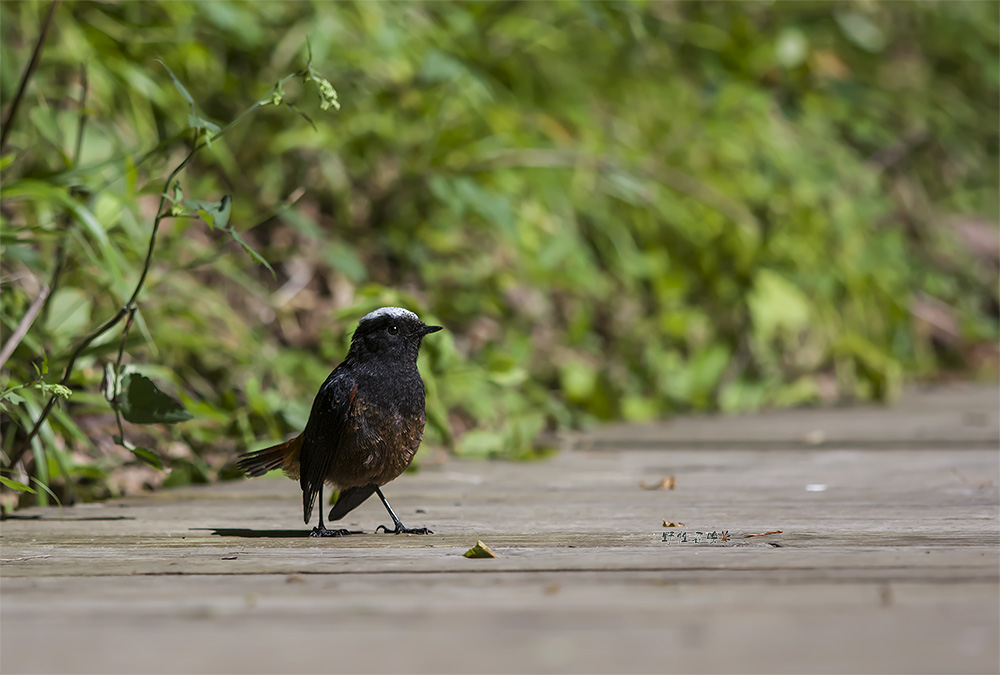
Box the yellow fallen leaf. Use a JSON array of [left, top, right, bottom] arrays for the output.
[[662, 520, 686, 527], [463, 540, 498, 559]]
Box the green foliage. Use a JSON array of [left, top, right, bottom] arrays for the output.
[[117, 373, 192, 425], [1, 1, 996, 506], [0, 476, 36, 494]]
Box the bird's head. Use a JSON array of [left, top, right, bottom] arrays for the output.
[[348, 306, 442, 363]]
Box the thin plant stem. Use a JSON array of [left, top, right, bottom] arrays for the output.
[[111, 307, 137, 443], [0, 285, 50, 371], [5, 76, 302, 470], [72, 65, 89, 165], [42, 64, 90, 327], [0, 0, 61, 153]]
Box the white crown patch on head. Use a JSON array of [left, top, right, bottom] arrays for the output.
[[361, 306, 419, 323]]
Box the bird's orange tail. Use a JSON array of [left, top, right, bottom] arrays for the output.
[[236, 435, 302, 478]]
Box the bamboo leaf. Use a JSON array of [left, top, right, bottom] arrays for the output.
[[229, 227, 275, 278], [157, 60, 195, 106], [0, 476, 36, 493], [131, 447, 164, 470]]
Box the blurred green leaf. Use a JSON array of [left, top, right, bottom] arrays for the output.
[[559, 359, 598, 404], [836, 11, 886, 53], [2, 391, 26, 406], [229, 227, 275, 277], [187, 113, 221, 135], [186, 195, 231, 230], [158, 60, 195, 106], [131, 447, 164, 470], [749, 270, 812, 343], [776, 28, 808, 68], [43, 288, 91, 337], [0, 476, 36, 493], [118, 373, 193, 425], [622, 395, 660, 422], [456, 429, 504, 457]]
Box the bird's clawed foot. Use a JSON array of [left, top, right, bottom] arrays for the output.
[[310, 526, 361, 537], [375, 524, 433, 535]]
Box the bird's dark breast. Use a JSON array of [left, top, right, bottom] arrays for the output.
[[326, 382, 426, 489]]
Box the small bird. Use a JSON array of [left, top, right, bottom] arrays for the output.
[[237, 307, 442, 536]]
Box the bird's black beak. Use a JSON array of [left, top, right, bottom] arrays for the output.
[[420, 324, 443, 335]]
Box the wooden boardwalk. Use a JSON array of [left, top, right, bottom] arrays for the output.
[[2, 383, 998, 674]]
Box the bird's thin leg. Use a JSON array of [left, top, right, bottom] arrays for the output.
[[374, 487, 432, 534], [310, 484, 361, 537]]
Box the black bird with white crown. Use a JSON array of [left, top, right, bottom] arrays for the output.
[[237, 306, 442, 536]]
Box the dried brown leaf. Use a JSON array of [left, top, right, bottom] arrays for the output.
[[640, 476, 676, 490], [951, 468, 995, 488], [742, 530, 783, 538]]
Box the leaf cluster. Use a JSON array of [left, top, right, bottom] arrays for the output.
[[0, 1, 996, 504]]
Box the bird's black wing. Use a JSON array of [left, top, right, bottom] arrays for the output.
[[299, 367, 357, 524]]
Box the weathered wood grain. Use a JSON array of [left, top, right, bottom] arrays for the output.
[[2, 385, 997, 674]]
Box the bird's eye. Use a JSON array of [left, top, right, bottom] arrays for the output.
[[387, 325, 399, 335]]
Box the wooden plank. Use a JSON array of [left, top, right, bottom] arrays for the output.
[[1, 387, 998, 674], [582, 383, 1000, 448]]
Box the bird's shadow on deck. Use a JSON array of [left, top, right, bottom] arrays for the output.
[[191, 527, 313, 538]]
